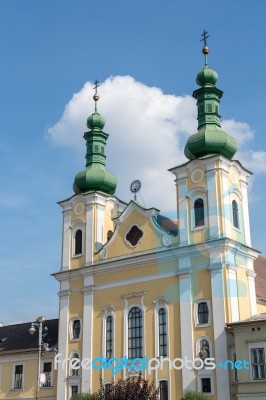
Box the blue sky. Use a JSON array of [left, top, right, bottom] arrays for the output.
[[1, 0, 266, 324]]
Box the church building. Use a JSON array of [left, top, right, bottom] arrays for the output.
[[53, 35, 262, 400]]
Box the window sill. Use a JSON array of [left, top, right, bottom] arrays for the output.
[[72, 253, 84, 258], [195, 322, 211, 328], [40, 385, 54, 389], [192, 225, 207, 231]]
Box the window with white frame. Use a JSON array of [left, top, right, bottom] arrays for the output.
[[74, 229, 82, 255], [232, 200, 240, 229], [13, 364, 23, 389], [40, 361, 53, 387], [106, 315, 113, 360], [159, 380, 168, 400], [128, 307, 143, 359], [194, 300, 211, 327], [201, 377, 211, 393], [251, 348, 266, 380], [69, 352, 80, 376], [158, 308, 168, 357], [102, 305, 115, 361], [70, 318, 82, 341], [188, 188, 208, 230], [194, 198, 205, 227], [71, 385, 79, 397], [153, 297, 169, 358], [72, 222, 85, 257]]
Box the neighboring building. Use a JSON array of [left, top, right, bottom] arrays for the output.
[[227, 314, 266, 400], [0, 318, 58, 399], [52, 38, 263, 400], [254, 256, 266, 313]]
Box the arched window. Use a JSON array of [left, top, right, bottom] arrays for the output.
[[72, 319, 81, 340], [128, 307, 143, 359], [198, 302, 209, 324], [194, 198, 205, 227], [106, 316, 113, 360], [159, 308, 167, 357], [75, 229, 82, 255], [70, 352, 80, 376], [232, 200, 239, 229], [159, 380, 168, 400]]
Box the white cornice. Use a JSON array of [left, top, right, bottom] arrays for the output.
[[53, 237, 259, 283], [112, 201, 159, 225]]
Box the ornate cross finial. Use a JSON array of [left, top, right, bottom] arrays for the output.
[[201, 29, 210, 47], [93, 79, 100, 111], [93, 79, 100, 93], [200, 30, 210, 67]]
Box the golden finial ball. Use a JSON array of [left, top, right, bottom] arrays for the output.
[[202, 46, 209, 55], [93, 93, 99, 102]]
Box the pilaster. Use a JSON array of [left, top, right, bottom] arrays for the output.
[[81, 276, 94, 392], [57, 282, 70, 400]]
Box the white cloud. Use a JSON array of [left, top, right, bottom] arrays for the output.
[[238, 150, 266, 173], [47, 75, 258, 212], [221, 119, 254, 147]]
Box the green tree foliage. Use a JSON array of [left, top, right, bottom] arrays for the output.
[[182, 391, 208, 400], [71, 393, 100, 400]]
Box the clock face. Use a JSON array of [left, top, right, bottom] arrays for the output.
[[130, 180, 141, 193]]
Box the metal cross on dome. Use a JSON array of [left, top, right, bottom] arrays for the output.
[[93, 79, 100, 93], [201, 29, 210, 46], [93, 79, 100, 111], [200, 29, 210, 67]]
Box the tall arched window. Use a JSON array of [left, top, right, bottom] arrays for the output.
[[159, 308, 167, 357], [75, 229, 82, 255], [159, 380, 168, 400], [128, 307, 143, 359], [194, 198, 204, 227], [106, 315, 113, 360], [232, 200, 239, 229]]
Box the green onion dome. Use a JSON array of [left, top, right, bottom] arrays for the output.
[[184, 65, 238, 160], [73, 88, 117, 195]]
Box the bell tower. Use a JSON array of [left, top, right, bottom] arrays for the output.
[[170, 32, 258, 399], [56, 82, 125, 399]]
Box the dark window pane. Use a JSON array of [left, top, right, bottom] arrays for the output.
[[194, 198, 204, 227], [159, 380, 168, 400], [73, 320, 81, 339], [126, 225, 143, 247], [198, 302, 209, 324], [232, 200, 239, 229], [128, 307, 143, 359], [159, 308, 167, 357], [201, 378, 211, 393], [251, 348, 265, 380], [75, 229, 82, 255], [14, 365, 23, 389], [106, 316, 113, 360], [42, 362, 52, 387], [71, 385, 79, 396]]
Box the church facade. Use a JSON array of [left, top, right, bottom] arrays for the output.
[[53, 38, 262, 400]]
